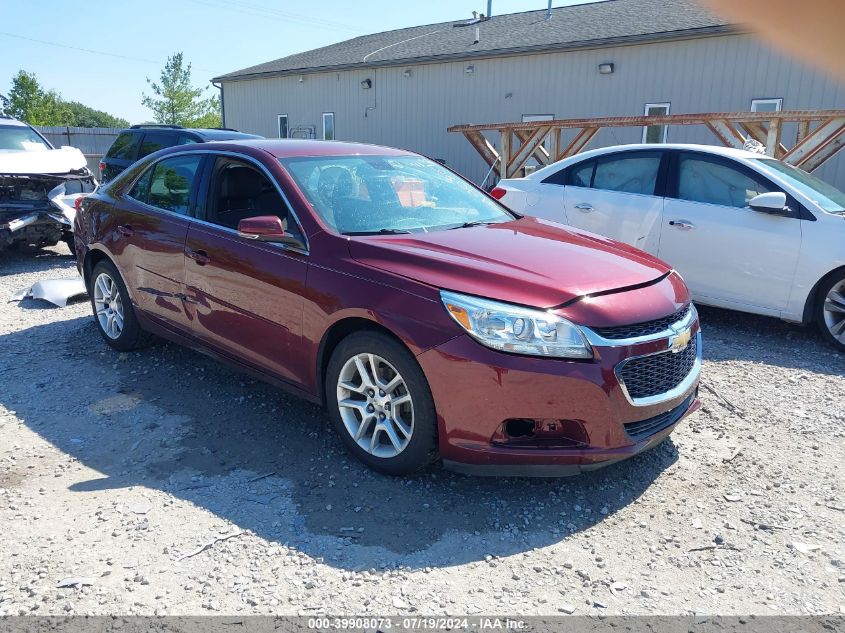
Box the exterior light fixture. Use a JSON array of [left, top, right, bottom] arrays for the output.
[[465, 65, 475, 74], [598, 63, 614, 74], [403, 69, 412, 78], [298, 75, 305, 83], [361, 78, 372, 89]]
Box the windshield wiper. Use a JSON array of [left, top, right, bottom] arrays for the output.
[[342, 228, 412, 236], [447, 220, 497, 230]]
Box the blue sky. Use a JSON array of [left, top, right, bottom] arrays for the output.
[[1, 0, 587, 124]]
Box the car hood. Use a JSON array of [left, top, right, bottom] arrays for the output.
[[347, 217, 672, 308], [0, 146, 87, 175]]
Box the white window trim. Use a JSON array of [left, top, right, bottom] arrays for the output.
[[751, 98, 783, 112], [322, 112, 335, 141], [277, 114, 288, 139], [642, 102, 671, 143]]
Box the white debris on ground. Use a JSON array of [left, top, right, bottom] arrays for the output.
[[1, 245, 844, 616]]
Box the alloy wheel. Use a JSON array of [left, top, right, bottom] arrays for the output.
[[336, 353, 414, 458], [93, 272, 124, 340], [823, 280, 845, 345]]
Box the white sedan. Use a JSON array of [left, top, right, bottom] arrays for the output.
[[493, 144, 845, 351]]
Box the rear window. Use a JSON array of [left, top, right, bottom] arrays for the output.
[[128, 154, 203, 215], [139, 132, 176, 158], [106, 132, 141, 160]]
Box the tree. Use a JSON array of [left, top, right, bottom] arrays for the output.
[[142, 53, 221, 128], [4, 70, 69, 125], [2, 70, 129, 127], [64, 101, 129, 128]]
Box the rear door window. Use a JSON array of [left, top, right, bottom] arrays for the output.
[[128, 154, 204, 216], [567, 160, 595, 188], [139, 132, 177, 158], [106, 132, 141, 160], [592, 154, 661, 195]]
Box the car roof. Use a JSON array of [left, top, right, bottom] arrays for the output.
[[526, 143, 768, 180], [578, 143, 765, 161], [120, 127, 261, 141], [197, 139, 415, 158], [0, 116, 32, 128]]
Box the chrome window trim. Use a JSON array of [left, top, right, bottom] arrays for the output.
[[121, 148, 310, 254], [581, 303, 697, 348], [614, 332, 702, 407]]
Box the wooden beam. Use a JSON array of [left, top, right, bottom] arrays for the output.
[[514, 129, 550, 166], [463, 131, 500, 175], [499, 130, 512, 178], [706, 120, 745, 149], [448, 110, 845, 135], [508, 126, 552, 176], [450, 110, 845, 180], [765, 117, 783, 158], [783, 118, 845, 168], [559, 127, 598, 159]]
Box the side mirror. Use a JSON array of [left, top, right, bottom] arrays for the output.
[[748, 191, 788, 215], [237, 216, 305, 249]]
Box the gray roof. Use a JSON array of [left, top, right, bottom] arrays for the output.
[[215, 0, 734, 82]]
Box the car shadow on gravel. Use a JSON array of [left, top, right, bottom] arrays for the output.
[[0, 244, 75, 277], [1, 315, 681, 571], [696, 305, 845, 377]]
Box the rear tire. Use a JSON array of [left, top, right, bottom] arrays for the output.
[[89, 260, 151, 351], [325, 331, 438, 476], [815, 270, 845, 352]]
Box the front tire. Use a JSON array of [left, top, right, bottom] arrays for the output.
[[325, 331, 438, 476], [816, 271, 845, 352], [89, 260, 150, 351]]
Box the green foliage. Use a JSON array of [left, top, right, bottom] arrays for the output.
[[64, 101, 129, 128], [2, 70, 129, 128], [142, 53, 221, 128], [4, 70, 69, 126]]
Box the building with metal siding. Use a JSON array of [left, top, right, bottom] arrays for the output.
[[215, 0, 845, 188]]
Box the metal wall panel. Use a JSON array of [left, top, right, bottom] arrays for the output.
[[222, 33, 845, 187]]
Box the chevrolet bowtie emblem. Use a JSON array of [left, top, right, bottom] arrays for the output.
[[668, 324, 692, 353]]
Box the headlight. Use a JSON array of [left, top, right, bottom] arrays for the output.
[[440, 290, 592, 359]]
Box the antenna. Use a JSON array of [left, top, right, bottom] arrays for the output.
[[546, 0, 553, 19], [487, 0, 492, 18]]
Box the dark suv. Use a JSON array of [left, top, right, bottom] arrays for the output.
[[99, 124, 261, 182]]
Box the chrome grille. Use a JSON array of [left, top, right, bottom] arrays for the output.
[[619, 336, 698, 400], [592, 305, 691, 340], [624, 394, 694, 441]]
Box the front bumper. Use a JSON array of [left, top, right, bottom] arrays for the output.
[[417, 320, 701, 475]]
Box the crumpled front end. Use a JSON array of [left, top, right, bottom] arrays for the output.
[[0, 169, 97, 252]]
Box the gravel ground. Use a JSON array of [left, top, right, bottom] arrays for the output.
[[1, 244, 844, 617]]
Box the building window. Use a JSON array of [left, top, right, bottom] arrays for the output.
[[278, 114, 288, 139], [642, 102, 670, 143], [322, 112, 335, 141], [751, 98, 783, 113]]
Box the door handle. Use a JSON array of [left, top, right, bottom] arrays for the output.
[[669, 220, 696, 230], [573, 203, 593, 212], [186, 248, 210, 265], [117, 224, 134, 237]]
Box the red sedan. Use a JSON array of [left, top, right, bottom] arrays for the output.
[[73, 140, 701, 476]]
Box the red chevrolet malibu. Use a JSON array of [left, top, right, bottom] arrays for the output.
[[73, 140, 701, 476]]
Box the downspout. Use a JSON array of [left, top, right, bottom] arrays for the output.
[[212, 80, 225, 128]]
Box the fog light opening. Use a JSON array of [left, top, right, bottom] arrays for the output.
[[505, 419, 536, 439]]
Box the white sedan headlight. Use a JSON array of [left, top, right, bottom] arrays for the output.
[[440, 290, 593, 359]]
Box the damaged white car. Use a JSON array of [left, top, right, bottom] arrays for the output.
[[0, 115, 97, 255]]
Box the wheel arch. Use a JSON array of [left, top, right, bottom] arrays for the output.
[[802, 264, 845, 323], [83, 247, 113, 287], [315, 317, 413, 406]]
